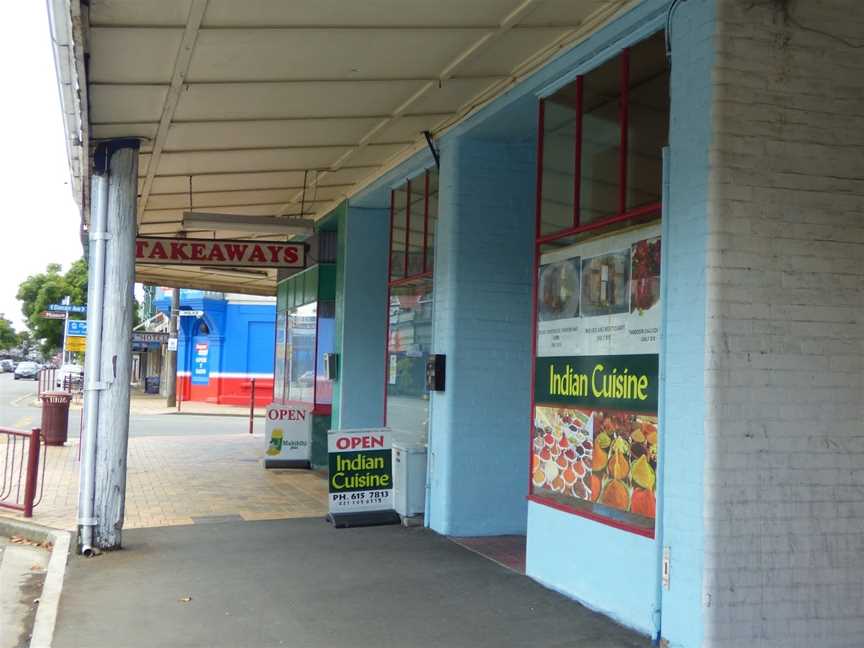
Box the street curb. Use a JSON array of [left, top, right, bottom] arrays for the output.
[[0, 517, 73, 648]]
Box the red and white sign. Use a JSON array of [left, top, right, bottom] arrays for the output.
[[136, 237, 305, 268]]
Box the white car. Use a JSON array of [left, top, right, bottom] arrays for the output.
[[56, 363, 84, 390]]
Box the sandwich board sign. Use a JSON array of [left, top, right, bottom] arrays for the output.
[[263, 403, 311, 469], [326, 428, 399, 528]]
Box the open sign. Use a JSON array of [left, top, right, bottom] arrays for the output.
[[266, 408, 307, 422], [263, 403, 312, 468], [334, 435, 385, 450]]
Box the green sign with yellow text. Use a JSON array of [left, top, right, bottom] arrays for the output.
[[535, 354, 658, 412]]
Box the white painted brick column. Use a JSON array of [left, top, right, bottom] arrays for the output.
[[703, 1, 864, 646]]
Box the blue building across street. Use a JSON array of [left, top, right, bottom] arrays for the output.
[[153, 289, 276, 406]]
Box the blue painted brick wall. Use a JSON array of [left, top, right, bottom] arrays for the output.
[[660, 1, 716, 646], [427, 134, 536, 536]]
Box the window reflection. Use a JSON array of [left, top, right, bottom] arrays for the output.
[[386, 280, 433, 442]]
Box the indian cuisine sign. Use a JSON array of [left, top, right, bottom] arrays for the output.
[[532, 223, 662, 535], [536, 355, 658, 412], [135, 237, 305, 268], [328, 429, 393, 514]]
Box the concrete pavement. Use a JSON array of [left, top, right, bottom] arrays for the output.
[[0, 535, 49, 648], [54, 518, 650, 648], [1, 372, 328, 532]]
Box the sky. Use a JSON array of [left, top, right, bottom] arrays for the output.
[[0, 3, 83, 331]]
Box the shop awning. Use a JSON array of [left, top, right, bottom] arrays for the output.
[[49, 0, 636, 294]]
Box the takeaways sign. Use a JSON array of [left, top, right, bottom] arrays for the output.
[[135, 237, 305, 269]]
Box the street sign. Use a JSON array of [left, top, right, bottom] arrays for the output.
[[65, 336, 87, 353], [132, 332, 169, 343], [39, 310, 67, 320], [178, 310, 204, 317], [49, 303, 86, 314], [66, 320, 87, 337]]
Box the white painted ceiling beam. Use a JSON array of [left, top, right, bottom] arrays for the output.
[[137, 0, 209, 222]]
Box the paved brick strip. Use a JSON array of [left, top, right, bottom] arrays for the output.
[[4, 433, 328, 530]]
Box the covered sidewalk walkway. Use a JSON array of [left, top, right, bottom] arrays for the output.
[[54, 518, 649, 648]]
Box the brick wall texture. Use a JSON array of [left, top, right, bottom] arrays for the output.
[[703, 1, 864, 646]]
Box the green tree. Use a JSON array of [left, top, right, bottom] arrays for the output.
[[16, 260, 88, 355], [0, 316, 16, 350], [16, 331, 37, 358]]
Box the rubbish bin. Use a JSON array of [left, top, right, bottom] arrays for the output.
[[40, 392, 72, 446], [144, 376, 160, 394]]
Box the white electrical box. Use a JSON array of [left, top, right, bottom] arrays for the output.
[[392, 441, 427, 518]]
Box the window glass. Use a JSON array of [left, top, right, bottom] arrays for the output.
[[627, 33, 669, 210], [273, 310, 287, 402], [540, 97, 577, 235], [580, 56, 622, 224], [286, 302, 317, 403], [426, 169, 439, 273], [390, 187, 407, 279], [386, 279, 433, 442], [407, 177, 426, 276], [315, 301, 335, 405]]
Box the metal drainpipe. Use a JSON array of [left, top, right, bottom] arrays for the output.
[[78, 169, 109, 555]]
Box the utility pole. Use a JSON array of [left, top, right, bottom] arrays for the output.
[[62, 302, 69, 364], [79, 140, 139, 552], [166, 287, 180, 407]]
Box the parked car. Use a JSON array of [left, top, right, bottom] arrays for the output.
[[56, 363, 84, 390], [14, 361, 40, 380], [0, 359, 14, 373]]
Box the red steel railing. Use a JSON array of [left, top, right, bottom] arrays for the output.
[[37, 368, 57, 398], [0, 427, 46, 518]]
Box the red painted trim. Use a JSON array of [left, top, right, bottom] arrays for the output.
[[535, 98, 545, 240], [387, 189, 395, 281], [404, 178, 411, 279], [527, 494, 656, 539], [573, 76, 584, 227], [422, 169, 430, 275], [388, 271, 433, 288], [619, 48, 630, 215], [536, 203, 661, 246]]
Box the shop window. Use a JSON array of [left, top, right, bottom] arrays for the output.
[[530, 32, 668, 538], [274, 298, 335, 409], [389, 168, 438, 282], [390, 186, 407, 279], [425, 171, 439, 273], [538, 32, 669, 238], [386, 280, 433, 439], [385, 168, 438, 440]]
